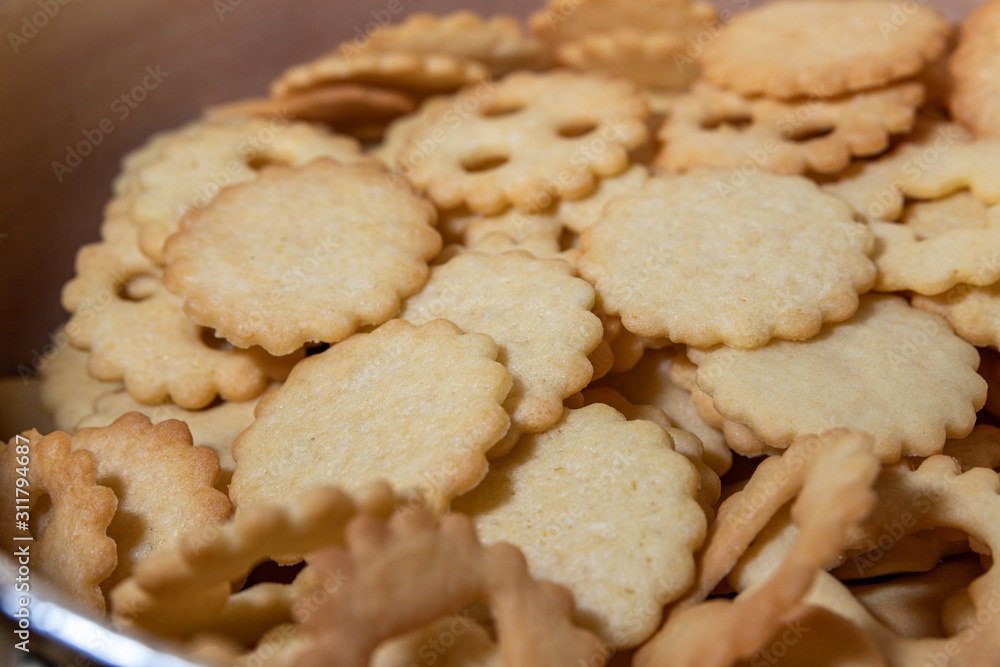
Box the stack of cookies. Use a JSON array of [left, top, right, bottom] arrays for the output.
[[4, 0, 1000, 665]]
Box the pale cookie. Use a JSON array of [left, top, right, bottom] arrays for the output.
[[823, 121, 1000, 221], [399, 251, 602, 457], [163, 159, 440, 356], [297, 507, 607, 666], [949, 0, 1000, 137], [598, 348, 731, 476], [701, 0, 950, 99], [398, 70, 649, 214], [65, 276, 299, 409], [555, 29, 699, 90], [67, 413, 232, 593], [271, 50, 489, 99], [109, 483, 396, 637], [75, 388, 266, 485], [690, 294, 986, 461], [636, 430, 880, 667], [530, 0, 717, 43], [657, 81, 924, 175], [61, 196, 160, 320], [453, 403, 706, 648], [578, 170, 876, 349], [372, 95, 454, 172], [556, 164, 649, 234], [62, 192, 300, 408], [869, 202, 1000, 295], [229, 319, 512, 514], [899, 190, 994, 238], [38, 338, 121, 432], [1, 430, 117, 613], [913, 280, 1000, 349], [579, 387, 721, 523], [115, 116, 374, 263], [356, 11, 550, 76]]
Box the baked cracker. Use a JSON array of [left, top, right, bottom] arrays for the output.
[[453, 403, 706, 648], [229, 319, 512, 514], [690, 295, 986, 461], [578, 170, 876, 349]]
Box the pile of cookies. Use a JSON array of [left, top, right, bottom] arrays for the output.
[[5, 0, 1000, 664]]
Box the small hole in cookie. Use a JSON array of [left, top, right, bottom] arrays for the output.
[[461, 154, 509, 173], [116, 274, 158, 302], [481, 102, 524, 118], [782, 125, 834, 142], [200, 328, 233, 350], [700, 114, 752, 131], [557, 122, 598, 138]]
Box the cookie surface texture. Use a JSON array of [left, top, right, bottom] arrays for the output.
[[578, 169, 876, 349], [229, 319, 512, 514]]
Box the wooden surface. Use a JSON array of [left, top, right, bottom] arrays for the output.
[[0, 0, 978, 376]]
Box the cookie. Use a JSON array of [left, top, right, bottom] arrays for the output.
[[398, 70, 649, 214], [637, 429, 879, 667], [597, 348, 730, 476], [109, 483, 396, 637], [1, 430, 117, 613], [229, 319, 512, 514], [690, 294, 986, 461], [163, 159, 440, 356], [913, 279, 1000, 349], [454, 403, 706, 648], [701, 0, 950, 99], [296, 507, 606, 666], [578, 170, 876, 349], [359, 11, 549, 76], [38, 337, 122, 431], [554, 29, 699, 90], [657, 81, 924, 175], [869, 200, 1000, 295], [115, 116, 375, 263], [399, 251, 602, 456], [68, 413, 232, 592]]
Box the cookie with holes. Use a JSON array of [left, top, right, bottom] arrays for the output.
[[657, 81, 924, 175], [114, 116, 376, 263], [396, 70, 649, 214], [62, 200, 299, 409]]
